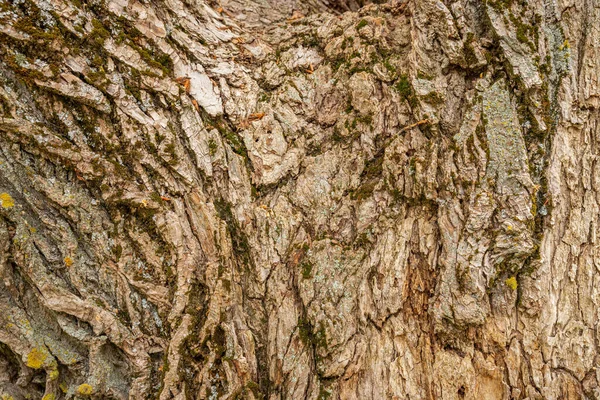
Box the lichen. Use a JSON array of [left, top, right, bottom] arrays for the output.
[[64, 256, 74, 267], [0, 193, 15, 208], [49, 368, 59, 380], [76, 383, 93, 396], [505, 276, 518, 290], [26, 347, 48, 369]]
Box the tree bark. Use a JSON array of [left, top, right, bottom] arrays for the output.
[[0, 0, 598, 398]]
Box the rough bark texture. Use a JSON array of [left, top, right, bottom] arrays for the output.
[[0, 0, 599, 398]]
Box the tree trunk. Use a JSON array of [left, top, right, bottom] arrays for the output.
[[0, 0, 598, 398]]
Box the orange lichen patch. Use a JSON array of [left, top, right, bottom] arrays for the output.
[[286, 10, 304, 22], [76, 383, 93, 396], [191, 99, 200, 112], [505, 276, 518, 290], [0, 193, 14, 208], [64, 257, 74, 267], [248, 112, 265, 121], [26, 347, 48, 369], [160, 196, 171, 202], [238, 112, 266, 129], [175, 77, 191, 93]]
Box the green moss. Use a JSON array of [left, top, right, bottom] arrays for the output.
[[297, 318, 312, 345], [354, 231, 371, 249], [301, 261, 313, 279], [318, 386, 332, 400], [463, 32, 479, 67], [89, 19, 110, 46], [341, 36, 354, 50], [394, 74, 417, 108], [487, 0, 513, 12], [383, 58, 396, 74], [314, 322, 327, 349], [245, 381, 263, 399], [299, 33, 320, 48], [130, 42, 172, 75], [208, 139, 218, 156], [355, 113, 373, 126], [421, 92, 444, 105], [164, 141, 178, 165], [222, 279, 231, 292], [356, 19, 368, 30], [350, 152, 384, 201], [331, 127, 343, 143], [509, 13, 536, 51], [204, 112, 250, 165], [345, 98, 354, 114], [395, 74, 411, 97]]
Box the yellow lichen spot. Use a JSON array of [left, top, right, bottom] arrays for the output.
[[76, 383, 93, 396], [64, 257, 74, 267], [29, 227, 37, 233], [49, 369, 59, 380], [42, 394, 55, 400], [0, 193, 14, 208], [59, 382, 68, 393], [26, 347, 48, 369], [1, 394, 15, 400], [505, 276, 518, 290]]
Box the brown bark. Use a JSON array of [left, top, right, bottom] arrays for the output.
[[0, 0, 599, 399]]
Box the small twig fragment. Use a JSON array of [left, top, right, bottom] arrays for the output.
[[399, 119, 430, 134]]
